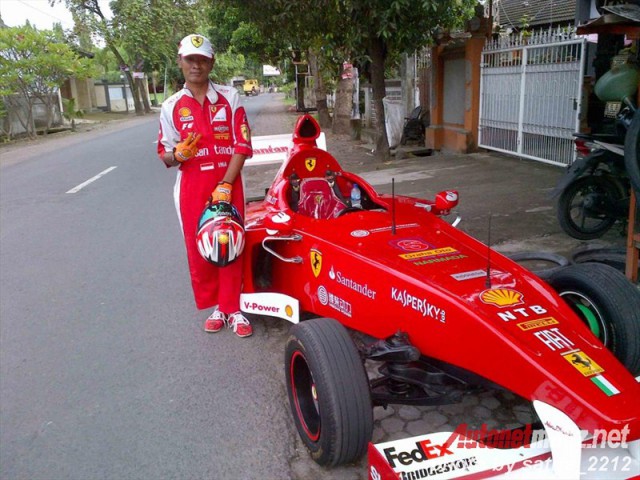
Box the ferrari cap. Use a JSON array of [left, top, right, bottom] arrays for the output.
[[178, 34, 214, 58]]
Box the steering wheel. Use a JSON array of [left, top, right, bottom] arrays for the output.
[[336, 207, 362, 217]]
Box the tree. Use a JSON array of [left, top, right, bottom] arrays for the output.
[[55, 0, 201, 115], [333, 0, 477, 161], [219, 0, 476, 161], [0, 25, 97, 138], [209, 51, 246, 84]]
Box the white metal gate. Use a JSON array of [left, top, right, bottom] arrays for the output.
[[479, 28, 586, 166]]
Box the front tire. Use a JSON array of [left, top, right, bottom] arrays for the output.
[[556, 175, 622, 240], [285, 318, 373, 466], [546, 263, 640, 375]]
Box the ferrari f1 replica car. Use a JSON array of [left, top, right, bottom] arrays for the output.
[[238, 115, 640, 475]]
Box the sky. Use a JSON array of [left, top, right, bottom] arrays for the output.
[[1, 0, 76, 29]]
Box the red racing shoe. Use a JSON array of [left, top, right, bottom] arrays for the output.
[[228, 312, 252, 338], [204, 309, 227, 333]]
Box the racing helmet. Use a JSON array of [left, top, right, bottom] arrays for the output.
[[196, 201, 245, 266]]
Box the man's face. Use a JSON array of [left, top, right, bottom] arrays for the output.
[[179, 54, 214, 86]]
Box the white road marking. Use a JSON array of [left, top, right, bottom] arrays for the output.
[[66, 166, 117, 194]]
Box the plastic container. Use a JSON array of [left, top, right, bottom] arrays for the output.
[[350, 184, 362, 208]]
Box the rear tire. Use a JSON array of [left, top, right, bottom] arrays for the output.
[[546, 263, 640, 375], [285, 318, 373, 466], [556, 176, 622, 240]]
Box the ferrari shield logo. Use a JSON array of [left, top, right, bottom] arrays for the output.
[[241, 124, 250, 142], [305, 157, 317, 172], [310, 249, 322, 278], [563, 351, 603, 376], [191, 36, 204, 48]]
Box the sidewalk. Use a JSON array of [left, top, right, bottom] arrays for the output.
[[323, 130, 627, 274], [244, 103, 630, 286]]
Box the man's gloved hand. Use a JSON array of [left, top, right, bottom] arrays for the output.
[[211, 181, 233, 203], [173, 132, 202, 163]]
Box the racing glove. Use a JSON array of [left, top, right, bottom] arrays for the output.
[[173, 132, 201, 163], [211, 181, 233, 203]]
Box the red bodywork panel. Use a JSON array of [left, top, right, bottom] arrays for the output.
[[242, 115, 640, 440]]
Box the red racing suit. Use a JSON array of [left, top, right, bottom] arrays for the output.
[[157, 81, 252, 312]]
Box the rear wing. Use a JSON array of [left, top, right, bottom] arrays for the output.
[[245, 132, 327, 167]]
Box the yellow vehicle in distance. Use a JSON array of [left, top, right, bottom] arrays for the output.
[[243, 79, 259, 96]]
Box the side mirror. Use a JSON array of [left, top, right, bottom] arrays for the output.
[[433, 190, 459, 215]]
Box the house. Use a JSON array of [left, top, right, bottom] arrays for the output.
[[495, 0, 577, 30], [424, 0, 638, 159]]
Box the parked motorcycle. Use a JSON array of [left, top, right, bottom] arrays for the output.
[[552, 133, 629, 240], [553, 62, 637, 240]]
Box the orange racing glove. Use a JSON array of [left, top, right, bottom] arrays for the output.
[[210, 181, 233, 203], [173, 132, 201, 163]]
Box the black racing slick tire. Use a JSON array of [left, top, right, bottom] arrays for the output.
[[624, 108, 640, 196], [546, 263, 640, 375], [556, 176, 622, 240], [284, 318, 373, 466]]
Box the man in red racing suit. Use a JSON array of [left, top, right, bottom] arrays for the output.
[[157, 34, 253, 337]]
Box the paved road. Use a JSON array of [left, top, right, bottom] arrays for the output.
[[0, 94, 303, 480]]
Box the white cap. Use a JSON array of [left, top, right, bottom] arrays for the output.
[[178, 34, 214, 58]]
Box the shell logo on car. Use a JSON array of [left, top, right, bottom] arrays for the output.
[[480, 288, 524, 307]]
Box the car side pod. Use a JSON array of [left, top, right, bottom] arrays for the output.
[[369, 399, 640, 479]]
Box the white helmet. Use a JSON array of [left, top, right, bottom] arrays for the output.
[[196, 201, 245, 266]]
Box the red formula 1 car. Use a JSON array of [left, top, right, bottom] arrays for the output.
[[238, 115, 640, 477]]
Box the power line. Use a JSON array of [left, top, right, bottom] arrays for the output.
[[4, 0, 72, 25]]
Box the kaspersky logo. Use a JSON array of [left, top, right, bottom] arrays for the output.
[[383, 439, 453, 468]]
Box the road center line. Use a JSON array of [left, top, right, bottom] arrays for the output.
[[66, 166, 117, 194]]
